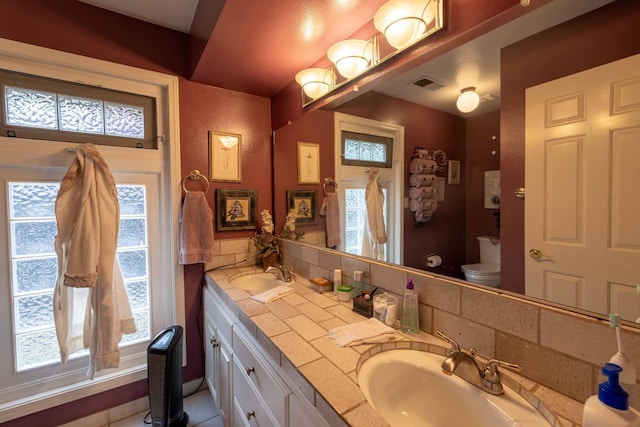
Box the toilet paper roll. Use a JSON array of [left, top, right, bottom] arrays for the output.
[[426, 254, 442, 268]]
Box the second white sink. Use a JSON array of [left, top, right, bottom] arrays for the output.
[[357, 349, 550, 427], [230, 273, 283, 292]]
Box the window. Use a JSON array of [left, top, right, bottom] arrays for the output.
[[0, 69, 157, 148], [10, 183, 150, 371], [0, 38, 182, 423], [341, 130, 393, 168], [334, 113, 404, 264]]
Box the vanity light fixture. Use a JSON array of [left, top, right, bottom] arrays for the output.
[[374, 0, 439, 50], [294, 67, 335, 100], [294, 0, 443, 106], [456, 87, 480, 113], [327, 38, 376, 79]]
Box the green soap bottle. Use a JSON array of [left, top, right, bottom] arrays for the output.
[[401, 279, 419, 334]]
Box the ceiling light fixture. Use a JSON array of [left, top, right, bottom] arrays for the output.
[[327, 39, 376, 79], [294, 68, 335, 100], [374, 0, 438, 50], [456, 87, 480, 113]]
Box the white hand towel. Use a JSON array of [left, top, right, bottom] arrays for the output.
[[251, 285, 294, 303], [328, 318, 396, 347]]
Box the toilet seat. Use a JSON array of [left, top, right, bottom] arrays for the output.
[[461, 262, 501, 288]]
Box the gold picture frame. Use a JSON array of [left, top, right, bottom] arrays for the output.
[[209, 131, 242, 182], [297, 142, 320, 184], [447, 160, 461, 185]]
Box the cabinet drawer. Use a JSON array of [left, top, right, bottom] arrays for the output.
[[233, 327, 288, 425], [232, 359, 278, 427], [204, 285, 235, 344]]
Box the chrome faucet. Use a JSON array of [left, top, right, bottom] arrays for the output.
[[265, 264, 292, 282], [435, 330, 522, 395]]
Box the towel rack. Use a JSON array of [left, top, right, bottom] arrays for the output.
[[182, 169, 210, 193], [323, 177, 339, 195]]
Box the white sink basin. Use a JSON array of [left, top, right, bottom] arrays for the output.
[[357, 349, 550, 427], [230, 273, 283, 292]]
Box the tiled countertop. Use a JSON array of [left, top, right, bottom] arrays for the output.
[[205, 267, 581, 427]]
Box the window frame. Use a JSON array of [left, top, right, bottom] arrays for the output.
[[341, 130, 393, 168], [0, 69, 158, 149], [0, 38, 184, 423], [334, 112, 404, 265]]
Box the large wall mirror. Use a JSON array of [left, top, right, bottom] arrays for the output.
[[273, 0, 640, 326]]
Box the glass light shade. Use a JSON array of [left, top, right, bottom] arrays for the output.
[[295, 68, 333, 99], [219, 136, 237, 149], [374, 0, 435, 50], [456, 88, 480, 113], [327, 39, 373, 79]]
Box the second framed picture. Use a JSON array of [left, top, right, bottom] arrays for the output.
[[216, 189, 258, 231], [209, 131, 242, 182], [297, 142, 320, 184], [286, 190, 317, 225]]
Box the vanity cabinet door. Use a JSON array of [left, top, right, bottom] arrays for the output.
[[204, 286, 236, 427], [289, 394, 331, 427]]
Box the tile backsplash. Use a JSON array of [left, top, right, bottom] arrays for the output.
[[211, 235, 640, 423]]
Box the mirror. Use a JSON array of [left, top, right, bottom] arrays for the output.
[[273, 0, 640, 324]]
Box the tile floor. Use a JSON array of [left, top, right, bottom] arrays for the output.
[[109, 389, 223, 427]]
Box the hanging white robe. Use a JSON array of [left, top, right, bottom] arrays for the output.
[[362, 168, 387, 260], [53, 143, 136, 379]]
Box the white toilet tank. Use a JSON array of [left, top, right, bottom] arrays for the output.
[[478, 236, 500, 264]]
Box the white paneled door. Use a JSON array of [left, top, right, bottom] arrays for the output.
[[525, 53, 640, 321]]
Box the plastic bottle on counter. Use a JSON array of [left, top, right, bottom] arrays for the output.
[[583, 363, 640, 427], [332, 269, 341, 295], [401, 278, 419, 334], [353, 270, 364, 296]]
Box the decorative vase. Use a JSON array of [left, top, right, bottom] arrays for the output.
[[261, 252, 278, 269]]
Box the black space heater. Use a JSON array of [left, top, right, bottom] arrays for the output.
[[147, 325, 189, 427]]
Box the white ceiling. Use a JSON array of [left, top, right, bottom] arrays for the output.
[[78, 0, 199, 33], [374, 0, 615, 116]]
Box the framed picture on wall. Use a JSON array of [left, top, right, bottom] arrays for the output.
[[297, 142, 320, 184], [286, 190, 317, 225], [434, 177, 445, 202], [447, 160, 461, 184], [216, 189, 257, 231], [209, 131, 242, 182]]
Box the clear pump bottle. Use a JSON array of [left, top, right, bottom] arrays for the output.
[[401, 279, 419, 334]]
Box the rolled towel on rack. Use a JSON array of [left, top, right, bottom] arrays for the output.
[[409, 186, 436, 200], [409, 158, 438, 174], [420, 198, 438, 213], [409, 174, 437, 187], [415, 209, 433, 223]]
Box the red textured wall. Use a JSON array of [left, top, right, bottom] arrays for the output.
[[464, 111, 501, 262], [0, 1, 271, 426], [273, 109, 334, 235], [500, 0, 640, 294]]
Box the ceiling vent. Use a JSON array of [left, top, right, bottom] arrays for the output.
[[411, 76, 445, 91], [480, 93, 497, 103]]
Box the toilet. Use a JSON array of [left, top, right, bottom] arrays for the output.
[[461, 236, 501, 288]]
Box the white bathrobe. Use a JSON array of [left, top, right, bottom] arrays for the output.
[[53, 143, 136, 379], [362, 168, 387, 260]]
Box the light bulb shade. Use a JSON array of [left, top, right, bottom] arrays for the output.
[[295, 68, 334, 99], [456, 88, 480, 113], [327, 39, 373, 79], [374, 0, 436, 50]]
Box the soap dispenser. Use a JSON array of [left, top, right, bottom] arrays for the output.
[[583, 363, 640, 427], [400, 278, 419, 334]]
